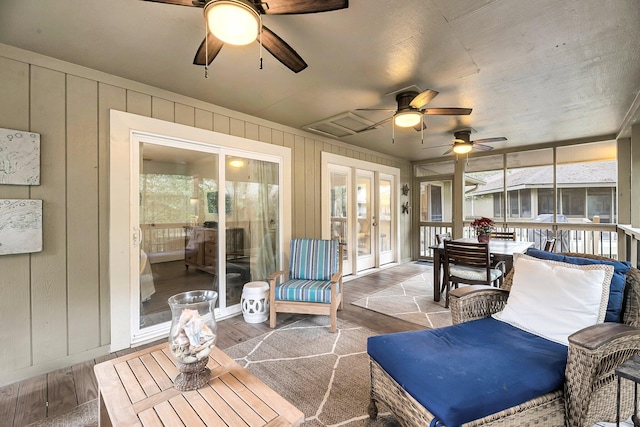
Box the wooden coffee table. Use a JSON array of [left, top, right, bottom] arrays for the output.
[[95, 343, 304, 426]]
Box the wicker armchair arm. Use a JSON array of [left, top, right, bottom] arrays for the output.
[[565, 323, 640, 427], [448, 285, 509, 325]]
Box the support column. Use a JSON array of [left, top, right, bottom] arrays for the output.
[[453, 158, 466, 238], [632, 123, 640, 228]]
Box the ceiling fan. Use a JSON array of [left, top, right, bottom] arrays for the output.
[[356, 89, 472, 142], [142, 0, 349, 73], [441, 130, 507, 155]]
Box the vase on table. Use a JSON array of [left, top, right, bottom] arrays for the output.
[[168, 290, 218, 391], [477, 233, 491, 243]]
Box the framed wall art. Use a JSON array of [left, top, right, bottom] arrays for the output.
[[0, 199, 43, 255], [0, 128, 41, 185]]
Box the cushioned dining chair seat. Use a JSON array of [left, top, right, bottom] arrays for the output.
[[274, 279, 337, 303], [450, 265, 502, 282]]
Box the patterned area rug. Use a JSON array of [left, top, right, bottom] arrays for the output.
[[351, 269, 453, 329], [30, 316, 398, 427], [225, 316, 399, 426]]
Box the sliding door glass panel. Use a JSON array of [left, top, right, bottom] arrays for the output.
[[225, 155, 279, 307], [139, 142, 218, 330]]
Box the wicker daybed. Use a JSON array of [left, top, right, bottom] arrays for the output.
[[368, 253, 640, 427]]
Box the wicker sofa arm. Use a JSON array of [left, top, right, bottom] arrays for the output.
[[565, 323, 640, 427], [448, 285, 509, 325]]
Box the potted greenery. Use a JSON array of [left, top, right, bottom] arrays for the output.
[[470, 217, 495, 243]]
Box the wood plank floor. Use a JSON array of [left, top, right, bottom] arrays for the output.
[[0, 261, 432, 426]]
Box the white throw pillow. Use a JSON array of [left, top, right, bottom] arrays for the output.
[[493, 253, 613, 345]]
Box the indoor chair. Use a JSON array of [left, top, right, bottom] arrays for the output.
[[490, 230, 516, 240], [435, 232, 451, 244], [544, 238, 557, 252], [442, 240, 503, 308], [268, 238, 343, 332], [368, 251, 640, 427]]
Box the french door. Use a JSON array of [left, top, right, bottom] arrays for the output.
[[322, 153, 400, 275]]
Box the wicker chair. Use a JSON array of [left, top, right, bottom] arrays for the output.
[[368, 253, 640, 427]]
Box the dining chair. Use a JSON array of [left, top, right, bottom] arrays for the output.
[[544, 238, 556, 252], [268, 238, 343, 332], [442, 240, 503, 308], [490, 230, 516, 240], [435, 232, 452, 244]]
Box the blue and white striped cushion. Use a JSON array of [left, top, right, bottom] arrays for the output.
[[274, 279, 337, 303], [289, 239, 338, 280], [450, 265, 502, 282]]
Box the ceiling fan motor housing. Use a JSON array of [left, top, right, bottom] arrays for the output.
[[453, 130, 472, 143], [396, 91, 420, 112]]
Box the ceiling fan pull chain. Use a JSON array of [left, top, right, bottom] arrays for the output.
[[392, 121, 395, 144], [421, 116, 424, 144], [204, 17, 209, 78], [259, 15, 263, 69]]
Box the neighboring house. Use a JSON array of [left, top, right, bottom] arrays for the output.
[[465, 160, 617, 223]]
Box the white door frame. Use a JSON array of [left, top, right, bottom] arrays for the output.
[[109, 110, 292, 351], [321, 152, 400, 274]]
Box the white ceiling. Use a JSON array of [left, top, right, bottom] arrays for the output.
[[1, 0, 639, 161]]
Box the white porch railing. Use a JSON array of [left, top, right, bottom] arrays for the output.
[[419, 222, 618, 260]]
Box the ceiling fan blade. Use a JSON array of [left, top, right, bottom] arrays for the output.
[[141, 0, 202, 7], [423, 108, 472, 115], [355, 108, 396, 112], [413, 120, 427, 131], [409, 89, 438, 109], [261, 26, 307, 73], [442, 147, 454, 156], [361, 116, 393, 131], [258, 0, 348, 14], [473, 143, 494, 151], [193, 33, 224, 66], [472, 137, 507, 144]]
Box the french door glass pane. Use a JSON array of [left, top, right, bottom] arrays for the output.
[[330, 171, 348, 260], [379, 179, 391, 252], [356, 176, 372, 256]]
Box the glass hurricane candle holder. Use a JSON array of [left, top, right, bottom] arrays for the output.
[[168, 290, 218, 391]]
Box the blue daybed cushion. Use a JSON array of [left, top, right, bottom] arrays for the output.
[[526, 248, 631, 322], [367, 318, 567, 427]]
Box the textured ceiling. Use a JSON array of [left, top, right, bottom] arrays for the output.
[[1, 0, 639, 161]]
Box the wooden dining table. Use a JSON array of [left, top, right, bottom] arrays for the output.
[[431, 238, 534, 302]]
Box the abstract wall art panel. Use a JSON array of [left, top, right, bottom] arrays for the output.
[[0, 128, 41, 185], [0, 199, 43, 255]]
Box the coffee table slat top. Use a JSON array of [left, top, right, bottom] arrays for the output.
[[95, 343, 304, 427]]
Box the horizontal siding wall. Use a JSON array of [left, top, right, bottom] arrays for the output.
[[0, 44, 411, 386]]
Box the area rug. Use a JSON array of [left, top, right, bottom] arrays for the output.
[[29, 316, 398, 427], [351, 269, 453, 329], [225, 316, 399, 426]]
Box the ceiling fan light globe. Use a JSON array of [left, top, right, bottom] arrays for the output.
[[205, 1, 260, 46], [453, 142, 473, 154], [394, 111, 422, 128]]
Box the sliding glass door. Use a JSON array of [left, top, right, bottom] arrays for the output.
[[133, 139, 282, 343]]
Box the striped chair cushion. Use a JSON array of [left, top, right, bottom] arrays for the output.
[[450, 265, 502, 282], [274, 279, 337, 303], [289, 239, 339, 280]]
